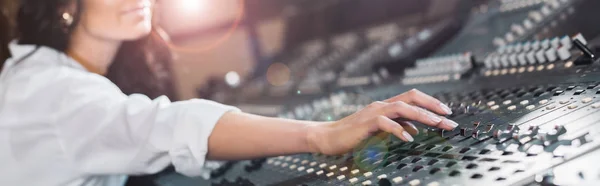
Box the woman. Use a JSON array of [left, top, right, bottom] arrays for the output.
[[0, 0, 459, 186]]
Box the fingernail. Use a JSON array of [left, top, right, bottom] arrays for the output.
[[440, 103, 453, 115], [402, 131, 414, 142], [445, 119, 459, 129], [428, 113, 443, 123]]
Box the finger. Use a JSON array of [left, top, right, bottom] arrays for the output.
[[384, 89, 452, 115], [398, 121, 419, 136], [383, 101, 458, 130], [374, 116, 414, 142]]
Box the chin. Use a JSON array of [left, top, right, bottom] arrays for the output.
[[125, 25, 153, 41]]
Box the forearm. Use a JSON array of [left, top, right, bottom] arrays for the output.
[[206, 111, 324, 160]]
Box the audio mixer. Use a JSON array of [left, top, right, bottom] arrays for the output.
[[156, 0, 600, 185]]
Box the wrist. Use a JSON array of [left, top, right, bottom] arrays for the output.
[[304, 122, 331, 154]]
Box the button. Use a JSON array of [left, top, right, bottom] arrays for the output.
[[491, 105, 500, 110], [518, 53, 528, 65], [512, 24, 526, 36], [546, 105, 557, 109], [557, 46, 571, 60], [545, 48, 558, 62], [298, 166, 305, 171], [273, 161, 281, 166], [508, 105, 517, 111], [339, 166, 348, 171], [559, 35, 572, 49], [289, 164, 297, 169], [526, 105, 536, 110], [509, 54, 518, 66], [574, 89, 585, 95], [362, 180, 372, 186], [349, 178, 359, 183], [541, 39, 550, 49], [572, 33, 588, 45], [337, 175, 345, 180], [529, 11, 543, 22], [539, 99, 549, 104], [536, 50, 547, 63], [292, 158, 300, 163], [309, 162, 317, 166], [409, 179, 421, 186], [559, 100, 569, 104], [554, 90, 564, 96], [329, 165, 337, 170], [285, 157, 292, 161], [428, 182, 440, 186], [504, 100, 512, 105], [487, 101, 496, 106], [492, 57, 501, 68], [351, 169, 360, 174], [550, 37, 561, 49], [520, 100, 530, 105], [523, 42, 532, 51], [500, 55, 510, 67], [281, 163, 288, 167], [377, 174, 388, 179], [326, 172, 334, 177], [592, 103, 600, 109], [319, 163, 327, 168], [393, 176, 403, 184], [364, 172, 373, 177], [523, 19, 534, 29], [568, 105, 578, 109], [527, 51, 537, 64], [567, 85, 576, 90], [316, 170, 324, 175], [582, 97, 593, 103]]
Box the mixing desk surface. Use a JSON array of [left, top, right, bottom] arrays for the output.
[[156, 0, 600, 185]]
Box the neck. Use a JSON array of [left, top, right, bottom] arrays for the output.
[[67, 28, 121, 75]]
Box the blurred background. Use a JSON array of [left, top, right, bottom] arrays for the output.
[[156, 0, 468, 102], [0, 0, 472, 104]]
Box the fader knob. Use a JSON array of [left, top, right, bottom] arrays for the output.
[[557, 46, 571, 60], [573, 38, 596, 60]]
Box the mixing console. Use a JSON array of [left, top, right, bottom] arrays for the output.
[[155, 0, 600, 185]]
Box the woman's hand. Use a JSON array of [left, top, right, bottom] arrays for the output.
[[306, 89, 459, 155]]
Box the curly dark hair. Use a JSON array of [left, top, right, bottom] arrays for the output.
[[0, 1, 12, 65], [9, 0, 179, 100]]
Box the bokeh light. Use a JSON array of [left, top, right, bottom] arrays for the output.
[[266, 63, 291, 86], [176, 0, 208, 16], [225, 71, 241, 87]]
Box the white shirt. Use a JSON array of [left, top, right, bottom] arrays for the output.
[[0, 42, 239, 186]]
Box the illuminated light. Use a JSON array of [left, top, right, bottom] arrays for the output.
[[177, 0, 208, 16], [163, 0, 245, 53], [266, 63, 291, 86], [225, 71, 241, 87], [297, 90, 302, 95]]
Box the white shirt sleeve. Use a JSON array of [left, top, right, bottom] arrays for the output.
[[44, 67, 239, 178]]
